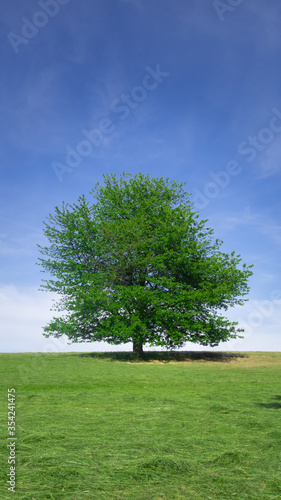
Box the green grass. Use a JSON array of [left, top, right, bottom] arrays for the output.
[[1, 351, 281, 499]]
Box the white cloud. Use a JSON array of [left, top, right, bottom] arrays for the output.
[[0, 285, 131, 353], [0, 285, 60, 352], [213, 207, 281, 248], [220, 296, 281, 351]]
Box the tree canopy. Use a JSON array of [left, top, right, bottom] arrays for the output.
[[38, 172, 253, 355]]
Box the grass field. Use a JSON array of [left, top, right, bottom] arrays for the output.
[[1, 351, 281, 499]]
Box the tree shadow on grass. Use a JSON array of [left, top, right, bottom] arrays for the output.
[[76, 351, 248, 363], [257, 396, 281, 409]]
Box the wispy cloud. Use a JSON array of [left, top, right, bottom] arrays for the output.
[[258, 135, 281, 178], [215, 207, 281, 247]]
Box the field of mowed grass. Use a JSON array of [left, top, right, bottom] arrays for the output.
[[1, 351, 281, 499]]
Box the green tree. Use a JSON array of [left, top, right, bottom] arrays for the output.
[[38, 172, 253, 356]]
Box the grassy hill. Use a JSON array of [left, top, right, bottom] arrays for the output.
[[1, 351, 281, 499]]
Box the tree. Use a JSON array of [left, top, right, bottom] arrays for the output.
[[38, 172, 253, 356]]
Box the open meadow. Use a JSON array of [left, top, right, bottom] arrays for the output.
[[1, 351, 281, 499]]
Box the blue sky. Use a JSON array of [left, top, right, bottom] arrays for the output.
[[1, 0, 281, 353]]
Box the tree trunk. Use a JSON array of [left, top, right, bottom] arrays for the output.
[[133, 340, 143, 357]]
